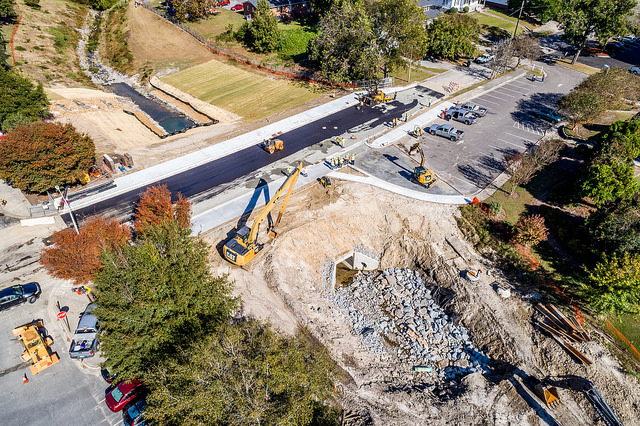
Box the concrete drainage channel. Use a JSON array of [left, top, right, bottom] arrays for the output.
[[326, 266, 490, 391]]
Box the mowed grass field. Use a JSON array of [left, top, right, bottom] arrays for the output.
[[161, 59, 327, 121]]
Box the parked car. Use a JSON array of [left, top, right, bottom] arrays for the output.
[[428, 124, 465, 141], [106, 380, 144, 412], [101, 366, 118, 383], [630, 66, 640, 75], [218, 0, 230, 5], [459, 102, 487, 117], [444, 107, 478, 125], [230, 3, 242, 10], [0, 282, 41, 312], [69, 303, 100, 359], [122, 395, 148, 426], [475, 53, 494, 64], [534, 107, 563, 123]]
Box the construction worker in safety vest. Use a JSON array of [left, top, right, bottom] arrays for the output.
[[339, 137, 345, 148]]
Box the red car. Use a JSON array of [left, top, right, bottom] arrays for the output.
[[105, 380, 144, 412], [231, 3, 243, 10], [218, 0, 230, 5]]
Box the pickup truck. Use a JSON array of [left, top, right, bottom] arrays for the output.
[[460, 102, 487, 117], [428, 124, 464, 141], [69, 303, 100, 359], [445, 107, 478, 125]]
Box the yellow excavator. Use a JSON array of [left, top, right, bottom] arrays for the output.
[[223, 162, 303, 266], [263, 137, 284, 154], [409, 142, 436, 188]]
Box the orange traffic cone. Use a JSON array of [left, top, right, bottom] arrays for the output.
[[471, 196, 480, 205], [440, 112, 445, 119], [23, 374, 28, 384]]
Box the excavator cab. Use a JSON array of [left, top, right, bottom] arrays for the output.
[[223, 226, 260, 266], [320, 176, 332, 189]]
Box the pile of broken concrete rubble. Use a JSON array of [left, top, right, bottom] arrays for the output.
[[328, 267, 490, 381]]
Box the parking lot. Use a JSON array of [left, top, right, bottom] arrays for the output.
[[357, 64, 585, 196], [0, 223, 121, 426]]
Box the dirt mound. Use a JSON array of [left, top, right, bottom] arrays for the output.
[[205, 179, 640, 425]]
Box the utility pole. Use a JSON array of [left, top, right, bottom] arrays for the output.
[[55, 185, 79, 234], [512, 0, 526, 40]]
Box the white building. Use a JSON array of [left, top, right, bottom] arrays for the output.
[[419, 0, 486, 12]]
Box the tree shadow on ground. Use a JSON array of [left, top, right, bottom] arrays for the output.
[[511, 92, 563, 126]]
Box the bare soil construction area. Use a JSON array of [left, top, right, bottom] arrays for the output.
[[205, 180, 640, 425]]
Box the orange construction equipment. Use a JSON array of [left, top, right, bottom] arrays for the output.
[[263, 138, 284, 154], [535, 383, 561, 408], [223, 162, 303, 266], [13, 320, 59, 375]]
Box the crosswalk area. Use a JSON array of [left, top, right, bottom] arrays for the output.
[[512, 121, 548, 136]]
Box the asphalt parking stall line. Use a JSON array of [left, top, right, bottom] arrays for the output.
[[498, 85, 526, 95], [505, 132, 537, 143], [481, 92, 511, 102], [473, 97, 500, 106], [491, 90, 517, 98], [497, 138, 526, 148]]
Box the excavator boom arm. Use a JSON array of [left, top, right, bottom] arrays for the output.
[[410, 142, 426, 167], [247, 162, 303, 244]]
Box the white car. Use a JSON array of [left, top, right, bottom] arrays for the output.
[[475, 53, 494, 64], [630, 66, 640, 75]]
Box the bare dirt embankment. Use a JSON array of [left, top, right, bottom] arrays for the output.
[[205, 179, 640, 425]]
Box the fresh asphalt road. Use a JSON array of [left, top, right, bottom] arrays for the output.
[[67, 96, 420, 224], [356, 63, 585, 195]]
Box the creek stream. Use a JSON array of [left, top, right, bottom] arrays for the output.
[[76, 10, 194, 134]]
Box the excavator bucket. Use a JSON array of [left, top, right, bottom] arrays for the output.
[[535, 384, 561, 408]]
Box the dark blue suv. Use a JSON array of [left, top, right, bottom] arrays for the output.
[[0, 282, 41, 311]]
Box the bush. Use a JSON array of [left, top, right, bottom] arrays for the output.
[[463, 6, 469, 12], [24, 0, 40, 9], [448, 7, 458, 13], [512, 214, 548, 246], [488, 201, 502, 216]]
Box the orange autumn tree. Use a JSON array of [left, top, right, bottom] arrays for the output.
[[40, 216, 131, 284], [133, 185, 191, 235]]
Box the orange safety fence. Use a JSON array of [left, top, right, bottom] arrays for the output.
[[605, 319, 640, 362], [9, 1, 23, 65]]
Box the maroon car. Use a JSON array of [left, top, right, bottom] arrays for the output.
[[105, 380, 144, 412], [231, 3, 243, 10]]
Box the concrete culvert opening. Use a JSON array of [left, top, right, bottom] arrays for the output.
[[332, 247, 380, 289]]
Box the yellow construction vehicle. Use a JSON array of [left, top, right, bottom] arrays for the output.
[[410, 125, 424, 138], [363, 88, 394, 106], [223, 162, 303, 266], [534, 383, 561, 408], [262, 138, 284, 154], [409, 143, 437, 188]]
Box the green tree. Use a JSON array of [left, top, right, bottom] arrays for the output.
[[556, 0, 637, 64], [369, 0, 427, 78], [145, 318, 339, 425], [507, 0, 560, 23], [172, 0, 216, 21], [248, 0, 280, 53], [0, 30, 9, 68], [0, 122, 95, 193], [0, 68, 49, 131], [598, 118, 640, 159], [309, 0, 379, 81], [423, 13, 480, 60], [558, 87, 605, 129], [0, 0, 17, 23], [94, 221, 237, 380], [587, 196, 640, 257], [585, 252, 640, 314], [581, 155, 639, 205]]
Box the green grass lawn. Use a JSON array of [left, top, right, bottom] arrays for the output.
[[161, 59, 327, 121], [391, 66, 436, 83], [187, 9, 246, 39], [471, 11, 526, 36]]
